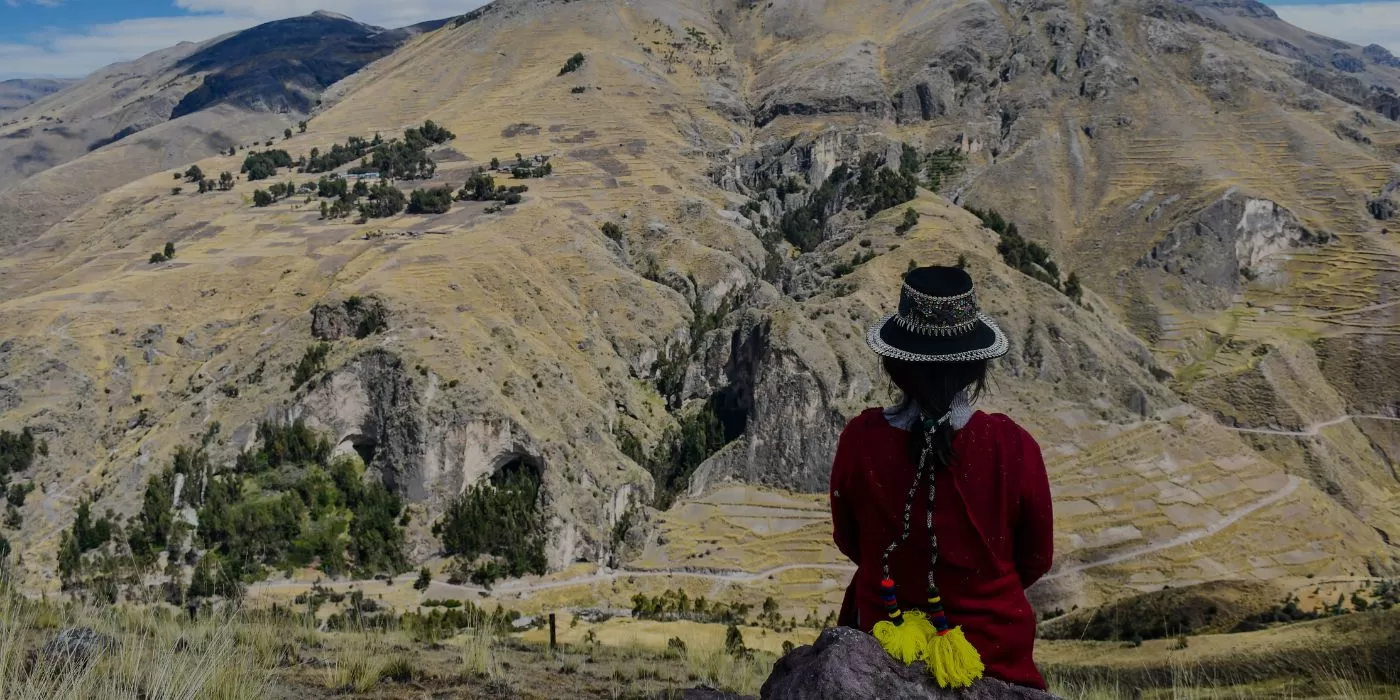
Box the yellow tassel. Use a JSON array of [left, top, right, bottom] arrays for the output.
[[872, 610, 937, 664], [924, 626, 985, 688]]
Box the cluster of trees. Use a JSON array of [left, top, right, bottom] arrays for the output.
[[175, 167, 237, 194], [771, 145, 962, 253], [457, 172, 527, 206], [407, 186, 455, 215], [306, 136, 378, 173], [778, 164, 850, 252], [965, 206, 1081, 302], [559, 52, 586, 75], [148, 241, 176, 264], [195, 421, 407, 586], [241, 149, 293, 181], [0, 428, 41, 562], [305, 121, 454, 181], [506, 154, 553, 179], [433, 462, 547, 586], [252, 180, 299, 207], [358, 182, 407, 219], [0, 428, 41, 479], [630, 588, 753, 625], [57, 497, 116, 587]]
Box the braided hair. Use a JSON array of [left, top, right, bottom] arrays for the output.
[[881, 356, 989, 468]]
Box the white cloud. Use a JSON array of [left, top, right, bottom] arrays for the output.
[[1274, 3, 1400, 54], [6, 0, 66, 7], [0, 1, 489, 80], [0, 15, 254, 79]]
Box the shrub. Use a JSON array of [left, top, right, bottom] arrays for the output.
[[219, 172, 235, 190], [414, 567, 432, 592], [171, 187, 183, 195], [1065, 272, 1083, 303], [407, 186, 455, 215], [896, 207, 919, 234], [283, 128, 292, 140], [253, 189, 273, 207], [559, 52, 586, 75], [956, 254, 968, 269], [184, 165, 204, 182], [571, 86, 588, 94], [601, 222, 622, 241], [163, 242, 175, 260], [291, 343, 331, 387], [149, 253, 167, 264]]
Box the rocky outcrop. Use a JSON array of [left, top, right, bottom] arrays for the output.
[[310, 296, 389, 341], [1369, 176, 1399, 221], [761, 627, 1061, 699], [1140, 192, 1325, 308], [691, 311, 846, 494]]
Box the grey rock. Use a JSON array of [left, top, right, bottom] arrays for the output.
[[41, 628, 116, 669], [1369, 178, 1399, 220], [310, 296, 389, 341], [670, 688, 753, 700], [1140, 192, 1323, 309], [761, 627, 1061, 700]]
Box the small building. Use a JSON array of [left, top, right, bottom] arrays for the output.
[[348, 171, 382, 181]]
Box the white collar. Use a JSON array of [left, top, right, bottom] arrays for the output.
[[883, 391, 974, 432]]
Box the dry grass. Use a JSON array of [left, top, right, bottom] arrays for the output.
[[0, 594, 271, 700], [460, 626, 501, 680]]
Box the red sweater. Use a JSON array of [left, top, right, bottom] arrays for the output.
[[830, 408, 1053, 690]]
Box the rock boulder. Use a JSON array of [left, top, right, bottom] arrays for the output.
[[760, 627, 1061, 700]]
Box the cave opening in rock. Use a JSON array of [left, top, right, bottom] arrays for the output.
[[711, 320, 770, 442], [339, 433, 378, 466]]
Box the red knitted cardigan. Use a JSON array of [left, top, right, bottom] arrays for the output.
[[830, 407, 1054, 690]]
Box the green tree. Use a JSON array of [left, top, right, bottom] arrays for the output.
[[1065, 272, 1083, 303], [298, 121, 307, 133], [253, 189, 273, 208], [184, 165, 204, 183], [559, 52, 586, 75], [896, 207, 919, 234], [414, 567, 432, 591], [149, 253, 167, 264], [163, 242, 175, 260], [724, 624, 747, 659], [490, 157, 500, 170], [284, 128, 293, 140], [219, 172, 235, 190]]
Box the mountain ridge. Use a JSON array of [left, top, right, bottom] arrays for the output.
[[0, 0, 1396, 617]]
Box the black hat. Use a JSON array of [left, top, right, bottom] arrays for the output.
[[865, 266, 1009, 362]]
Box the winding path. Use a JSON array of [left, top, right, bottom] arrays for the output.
[[1220, 414, 1400, 438], [1043, 475, 1303, 580]]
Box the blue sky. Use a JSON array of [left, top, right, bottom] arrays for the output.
[[1, 0, 1397, 81]]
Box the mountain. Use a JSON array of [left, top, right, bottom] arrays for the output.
[[0, 79, 78, 113], [0, 0, 1397, 619], [0, 12, 446, 247]]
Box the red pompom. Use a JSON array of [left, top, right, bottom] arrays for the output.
[[880, 578, 895, 589]]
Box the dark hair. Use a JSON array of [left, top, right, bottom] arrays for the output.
[[882, 356, 989, 468]]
